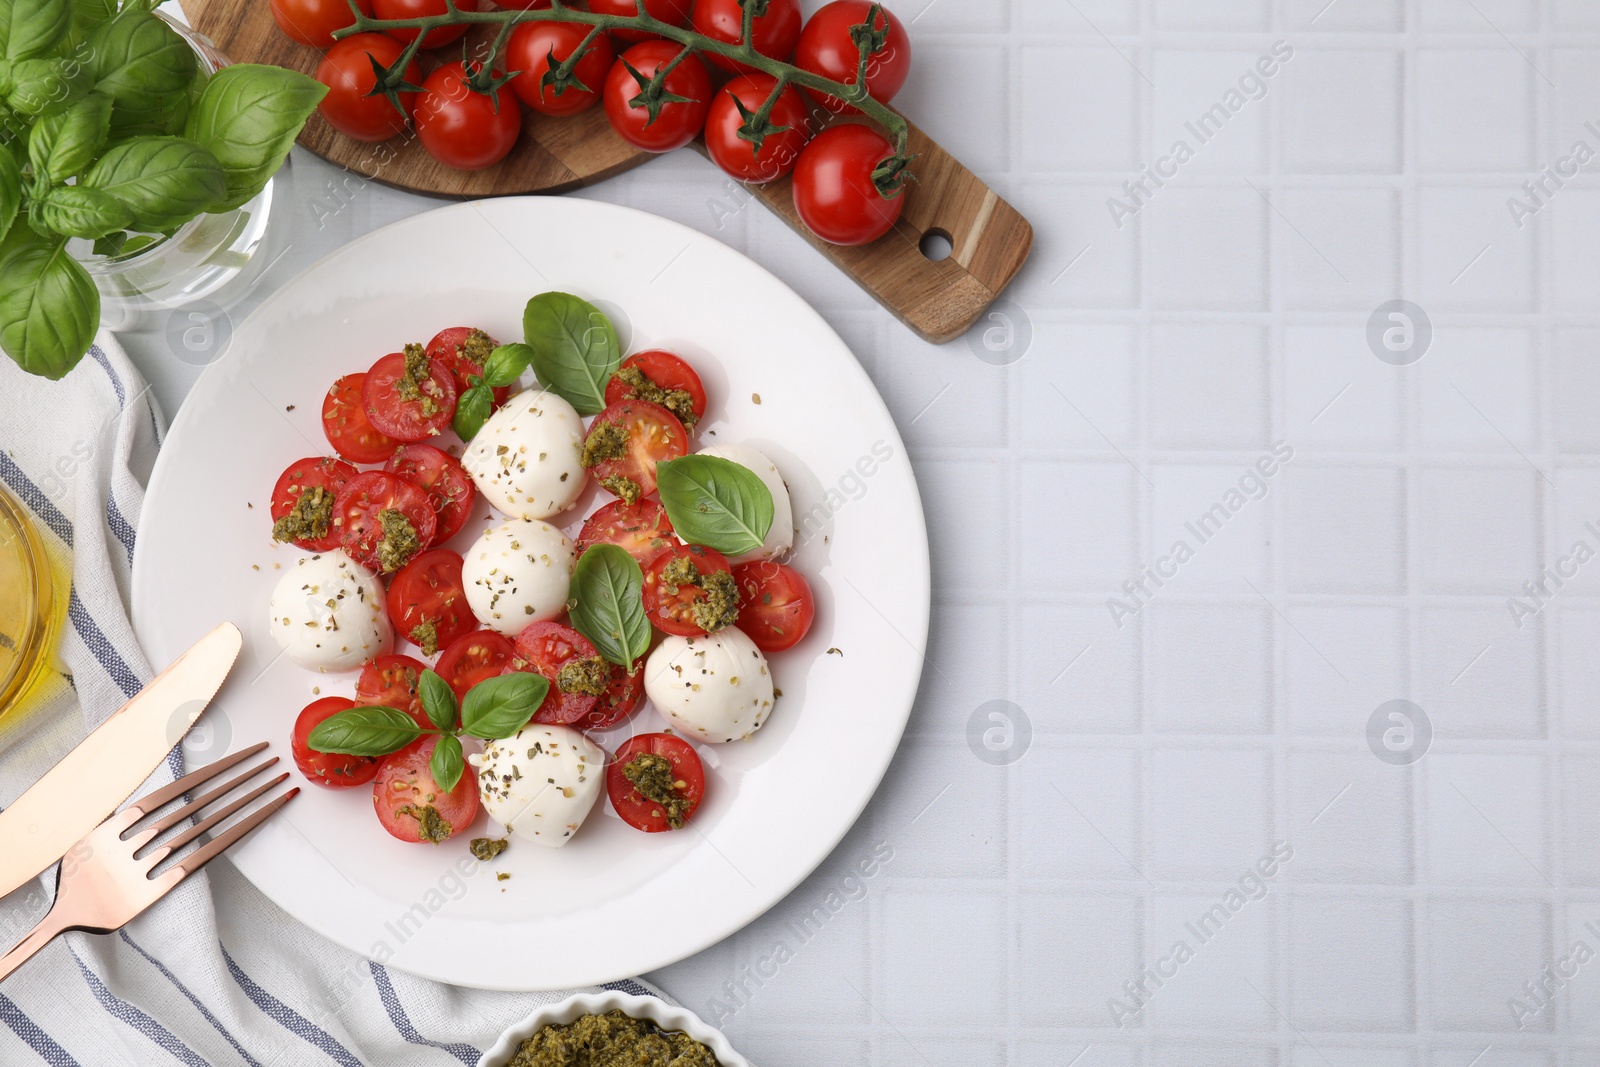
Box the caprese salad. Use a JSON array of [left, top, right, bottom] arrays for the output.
[[266, 292, 816, 854]]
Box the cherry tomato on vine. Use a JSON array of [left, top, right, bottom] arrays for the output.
[[793, 0, 912, 113], [589, 0, 692, 43], [602, 40, 712, 154], [315, 34, 422, 143], [292, 697, 381, 788], [792, 123, 905, 246], [493, 0, 549, 9], [691, 0, 802, 74], [416, 62, 522, 170], [704, 73, 811, 184], [373, 0, 477, 48], [271, 0, 372, 49], [507, 20, 616, 117]]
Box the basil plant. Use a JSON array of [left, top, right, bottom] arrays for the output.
[[0, 0, 326, 379]]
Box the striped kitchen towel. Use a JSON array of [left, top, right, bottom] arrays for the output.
[[0, 334, 664, 1066]]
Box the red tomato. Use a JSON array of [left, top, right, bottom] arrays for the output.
[[315, 34, 421, 142], [793, 0, 912, 112], [606, 732, 705, 832], [355, 653, 431, 728], [384, 443, 476, 544], [362, 349, 458, 442], [602, 41, 712, 153], [577, 499, 675, 564], [435, 629, 516, 700], [602, 349, 707, 425], [373, 737, 479, 844], [291, 697, 382, 788], [494, 0, 549, 7], [588, 0, 691, 42], [732, 561, 815, 652], [704, 73, 811, 184], [642, 542, 736, 637], [509, 621, 605, 725], [578, 662, 645, 732], [386, 549, 474, 656], [426, 326, 511, 407], [691, 0, 801, 74], [582, 399, 688, 501], [416, 62, 522, 171], [270, 456, 358, 552], [334, 471, 438, 574], [792, 123, 905, 246], [271, 0, 372, 48], [322, 373, 400, 464], [507, 21, 615, 116], [373, 0, 476, 48]]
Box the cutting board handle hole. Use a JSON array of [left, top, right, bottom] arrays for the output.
[[919, 228, 954, 263]]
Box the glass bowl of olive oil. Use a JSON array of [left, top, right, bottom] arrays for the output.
[[0, 486, 55, 715]]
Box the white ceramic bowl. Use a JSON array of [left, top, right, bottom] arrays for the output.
[[477, 991, 751, 1067]]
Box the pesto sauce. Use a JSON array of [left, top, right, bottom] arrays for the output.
[[397, 803, 451, 844], [398, 343, 439, 418], [556, 655, 610, 697], [469, 836, 509, 861], [271, 484, 333, 544], [691, 570, 740, 634], [615, 364, 697, 429], [622, 753, 693, 830], [581, 421, 628, 468], [376, 508, 422, 573], [508, 1010, 719, 1067], [598, 475, 642, 505], [457, 328, 495, 367], [409, 620, 440, 657]]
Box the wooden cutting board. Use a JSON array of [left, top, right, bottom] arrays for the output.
[[178, 0, 1033, 344]]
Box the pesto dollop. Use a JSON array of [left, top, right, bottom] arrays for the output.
[[396, 803, 451, 844], [598, 475, 642, 505], [657, 556, 740, 633], [580, 421, 628, 468], [456, 328, 495, 369], [508, 1010, 718, 1067], [409, 620, 440, 657], [614, 364, 697, 428], [271, 484, 333, 544], [557, 655, 611, 697], [398, 343, 439, 418], [469, 836, 509, 862], [376, 508, 421, 573], [622, 753, 693, 830]]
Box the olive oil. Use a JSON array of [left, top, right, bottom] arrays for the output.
[[0, 486, 55, 716]]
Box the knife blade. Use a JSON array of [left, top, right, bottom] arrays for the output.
[[0, 622, 243, 900]]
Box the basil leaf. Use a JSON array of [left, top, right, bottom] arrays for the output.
[[655, 455, 775, 557], [418, 668, 458, 731], [452, 380, 494, 441], [65, 0, 116, 50], [29, 91, 109, 182], [108, 84, 190, 138], [429, 733, 465, 794], [481, 342, 533, 389], [0, 146, 18, 248], [184, 63, 326, 212], [83, 135, 225, 231], [89, 9, 196, 109], [0, 238, 97, 380], [7, 56, 87, 117], [306, 705, 421, 756], [0, 0, 70, 61], [38, 184, 131, 238], [460, 673, 549, 741], [569, 544, 651, 670], [522, 292, 621, 416]]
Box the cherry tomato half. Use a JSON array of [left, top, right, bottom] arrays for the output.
[[732, 561, 815, 652], [292, 697, 381, 788], [387, 549, 474, 656], [581, 399, 688, 502], [435, 629, 516, 700], [373, 0, 476, 48], [577, 498, 676, 564], [589, 0, 691, 42], [426, 326, 511, 407], [363, 349, 458, 442], [793, 0, 912, 113], [602, 349, 707, 426], [642, 542, 737, 637], [270, 456, 358, 552], [691, 0, 801, 74], [315, 34, 421, 142], [334, 471, 438, 574], [271, 0, 372, 49], [416, 61, 522, 171], [509, 621, 605, 726], [606, 732, 705, 832], [577, 661, 645, 732], [373, 737, 479, 844], [792, 123, 905, 246], [322, 373, 400, 464], [508, 20, 615, 117], [704, 73, 811, 185], [355, 653, 431, 728], [384, 442, 476, 544], [602, 40, 712, 154]]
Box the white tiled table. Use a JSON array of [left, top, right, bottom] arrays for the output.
[[125, 0, 1600, 1062]]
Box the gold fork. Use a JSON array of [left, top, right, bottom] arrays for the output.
[[0, 741, 297, 982]]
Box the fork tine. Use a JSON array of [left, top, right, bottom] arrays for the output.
[[168, 788, 299, 880], [141, 758, 280, 837], [128, 741, 270, 818], [144, 774, 291, 861]]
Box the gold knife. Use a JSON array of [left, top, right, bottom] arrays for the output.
[[0, 622, 243, 901]]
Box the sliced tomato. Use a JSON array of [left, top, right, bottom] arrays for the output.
[[508, 620, 605, 725], [580, 399, 688, 502], [362, 348, 458, 442], [642, 542, 738, 637], [334, 471, 437, 574], [602, 350, 707, 428], [386, 549, 474, 657], [732, 561, 815, 653], [355, 653, 431, 728], [435, 629, 516, 700], [373, 737, 479, 845], [577, 661, 645, 732], [270, 456, 358, 552], [606, 732, 705, 832], [577, 499, 676, 564], [291, 696, 380, 788], [384, 442, 477, 544], [322, 373, 399, 463], [426, 326, 511, 407]]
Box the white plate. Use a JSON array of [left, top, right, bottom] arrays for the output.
[[131, 197, 929, 991]]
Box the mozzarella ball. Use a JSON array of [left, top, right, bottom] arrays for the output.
[[469, 725, 605, 847], [461, 519, 575, 636], [695, 443, 793, 563], [461, 391, 587, 520], [644, 627, 775, 743], [267, 551, 391, 672]]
